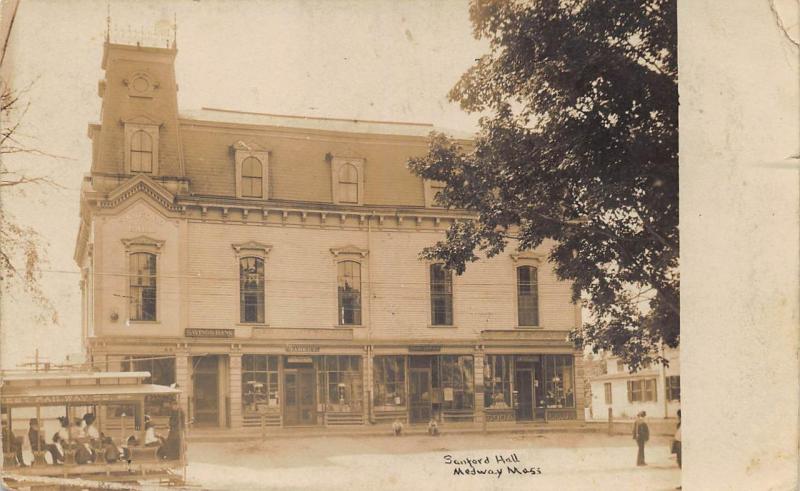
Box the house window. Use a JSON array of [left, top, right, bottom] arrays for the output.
[[627, 379, 658, 402], [240, 257, 265, 324], [241, 157, 263, 198], [130, 130, 153, 173], [318, 356, 363, 412], [666, 375, 681, 401], [616, 360, 625, 372], [430, 264, 453, 326], [242, 355, 279, 415], [373, 356, 406, 409], [517, 266, 539, 326], [484, 355, 512, 409], [337, 261, 362, 325], [129, 252, 157, 321], [338, 164, 359, 204], [604, 382, 613, 404]]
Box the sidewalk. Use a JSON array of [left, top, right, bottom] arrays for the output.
[[186, 419, 676, 443]]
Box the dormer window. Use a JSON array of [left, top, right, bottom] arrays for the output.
[[124, 119, 160, 175], [330, 156, 365, 205], [130, 130, 153, 173], [338, 164, 359, 203], [241, 157, 264, 198], [233, 141, 269, 199], [424, 179, 447, 208]]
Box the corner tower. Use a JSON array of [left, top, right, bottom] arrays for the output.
[[89, 41, 183, 180]]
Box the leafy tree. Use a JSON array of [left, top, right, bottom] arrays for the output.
[[409, 0, 677, 370], [0, 79, 58, 323]]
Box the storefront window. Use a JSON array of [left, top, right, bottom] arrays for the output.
[[373, 356, 406, 409], [438, 355, 474, 410], [242, 355, 280, 414], [543, 355, 575, 408], [318, 356, 363, 412], [122, 355, 176, 416], [484, 355, 512, 409]]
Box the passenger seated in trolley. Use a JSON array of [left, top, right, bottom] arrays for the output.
[[27, 418, 62, 465]]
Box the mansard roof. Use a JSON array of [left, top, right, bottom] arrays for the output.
[[179, 107, 475, 140]]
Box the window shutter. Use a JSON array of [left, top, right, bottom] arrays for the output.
[[627, 381, 632, 403]]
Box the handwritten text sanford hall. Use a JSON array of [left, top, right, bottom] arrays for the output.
[[443, 454, 542, 478]]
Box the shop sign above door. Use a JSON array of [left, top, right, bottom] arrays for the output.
[[408, 345, 442, 352], [286, 344, 321, 353]]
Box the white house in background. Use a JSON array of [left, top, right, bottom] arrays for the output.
[[589, 348, 680, 420]]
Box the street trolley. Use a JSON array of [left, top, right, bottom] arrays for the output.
[[1, 370, 186, 488]]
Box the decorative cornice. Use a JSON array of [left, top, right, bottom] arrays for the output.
[[510, 251, 544, 263], [231, 241, 273, 255], [121, 235, 165, 251], [231, 140, 269, 153], [329, 245, 369, 258], [121, 114, 161, 126]]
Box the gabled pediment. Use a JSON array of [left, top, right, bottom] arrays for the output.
[[100, 174, 179, 212]]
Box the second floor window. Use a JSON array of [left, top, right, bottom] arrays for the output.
[[241, 157, 263, 198], [517, 265, 539, 326], [666, 375, 681, 401], [604, 382, 613, 404], [338, 261, 361, 325], [130, 252, 157, 321], [130, 130, 153, 173], [338, 163, 359, 204], [240, 257, 265, 323], [430, 264, 453, 325]]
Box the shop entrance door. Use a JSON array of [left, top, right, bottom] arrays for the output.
[[409, 368, 432, 423], [193, 355, 220, 427], [283, 369, 317, 426], [514, 368, 534, 421]]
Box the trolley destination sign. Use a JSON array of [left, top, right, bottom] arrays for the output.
[[2, 393, 138, 405]]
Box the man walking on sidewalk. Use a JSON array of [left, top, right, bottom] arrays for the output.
[[633, 411, 650, 466]]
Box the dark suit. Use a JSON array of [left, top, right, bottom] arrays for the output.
[[633, 419, 650, 466], [3, 426, 25, 466]]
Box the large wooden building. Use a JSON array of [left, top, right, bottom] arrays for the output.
[[74, 40, 584, 430]]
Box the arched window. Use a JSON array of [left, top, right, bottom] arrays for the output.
[[240, 257, 265, 323], [430, 264, 453, 325], [517, 265, 539, 326], [130, 130, 153, 173], [130, 252, 157, 321], [338, 163, 359, 204], [241, 157, 263, 198], [337, 260, 361, 325]]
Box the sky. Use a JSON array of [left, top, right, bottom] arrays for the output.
[[0, 0, 485, 369]]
